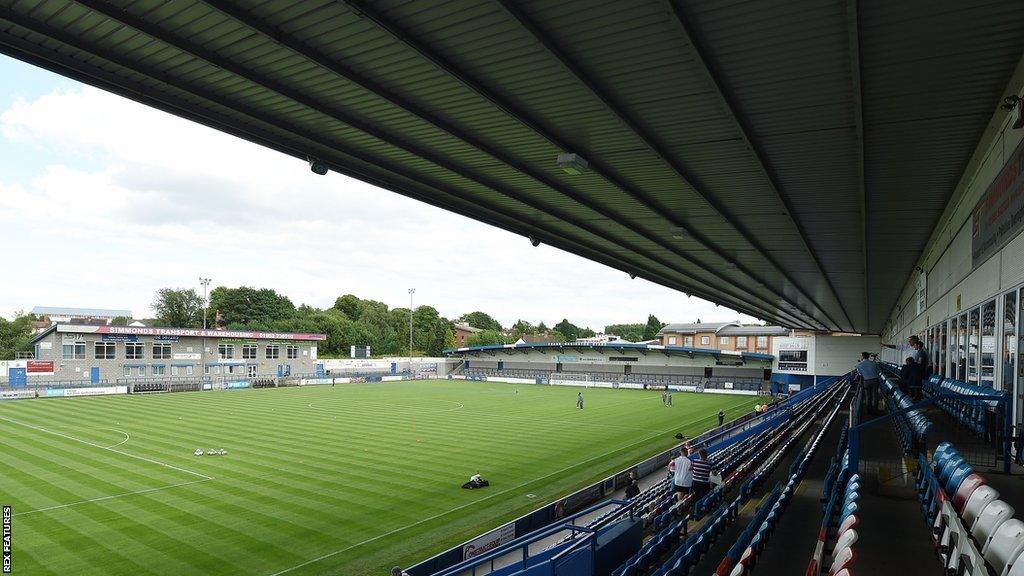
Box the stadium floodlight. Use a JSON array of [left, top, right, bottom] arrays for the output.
[[308, 157, 329, 175], [557, 152, 589, 175], [529, 235, 540, 247], [199, 277, 211, 329]]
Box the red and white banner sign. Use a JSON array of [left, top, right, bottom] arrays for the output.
[[56, 325, 326, 341], [26, 361, 55, 375]]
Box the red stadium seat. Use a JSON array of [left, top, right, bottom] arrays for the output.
[[954, 474, 985, 513]]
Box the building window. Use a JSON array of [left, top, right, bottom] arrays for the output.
[[125, 342, 144, 360], [63, 341, 86, 360], [95, 341, 116, 360], [700, 336, 710, 346], [152, 365, 166, 376], [242, 344, 257, 360], [684, 336, 693, 346], [186, 365, 194, 376], [667, 336, 678, 345], [171, 365, 180, 377], [123, 366, 130, 377], [140, 365, 146, 376], [736, 336, 748, 348], [218, 344, 234, 359], [719, 336, 730, 346], [153, 343, 172, 360], [287, 345, 299, 359], [756, 336, 768, 348], [266, 345, 280, 359]]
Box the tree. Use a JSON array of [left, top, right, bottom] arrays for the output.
[[579, 327, 596, 338], [511, 319, 535, 338], [110, 316, 131, 326], [458, 311, 503, 332], [537, 321, 549, 333], [208, 286, 296, 327], [333, 294, 362, 319], [0, 313, 33, 359], [553, 318, 580, 342], [466, 329, 508, 347], [152, 288, 204, 328], [643, 314, 665, 340], [441, 325, 456, 351], [604, 323, 645, 342]]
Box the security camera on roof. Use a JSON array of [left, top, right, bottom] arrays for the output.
[[308, 157, 329, 175]]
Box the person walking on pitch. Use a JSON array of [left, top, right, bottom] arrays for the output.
[[577, 392, 584, 410]]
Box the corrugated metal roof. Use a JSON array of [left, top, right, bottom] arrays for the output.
[[5, 1, 1022, 334]]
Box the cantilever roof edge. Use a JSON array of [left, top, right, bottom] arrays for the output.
[[442, 342, 773, 361]]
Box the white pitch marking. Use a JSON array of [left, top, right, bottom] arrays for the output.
[[13, 478, 213, 517], [0, 415, 213, 480], [267, 398, 752, 576], [99, 427, 131, 449]]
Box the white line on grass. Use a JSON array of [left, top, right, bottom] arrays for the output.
[[99, 427, 131, 448], [12, 478, 213, 517], [0, 415, 213, 480], [267, 397, 751, 576]]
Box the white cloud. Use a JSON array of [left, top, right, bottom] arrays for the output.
[[0, 84, 760, 330]]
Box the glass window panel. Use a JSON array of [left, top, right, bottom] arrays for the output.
[[1003, 292, 1016, 392], [958, 313, 968, 380], [982, 300, 996, 386], [969, 308, 981, 383]]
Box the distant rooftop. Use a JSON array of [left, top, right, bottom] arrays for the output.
[[32, 306, 132, 318], [657, 321, 790, 337]]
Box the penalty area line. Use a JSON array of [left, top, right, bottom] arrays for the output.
[[266, 398, 751, 576], [0, 414, 213, 481], [13, 477, 214, 517]]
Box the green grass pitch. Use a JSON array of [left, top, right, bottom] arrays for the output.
[[0, 380, 756, 576]]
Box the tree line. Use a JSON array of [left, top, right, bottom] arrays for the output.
[[0, 288, 667, 359]]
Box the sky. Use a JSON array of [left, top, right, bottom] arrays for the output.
[[0, 54, 760, 331]]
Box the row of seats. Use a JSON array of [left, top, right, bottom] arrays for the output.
[[808, 448, 859, 576], [880, 376, 932, 452], [926, 375, 1004, 441], [614, 387, 840, 576], [646, 383, 849, 576], [719, 386, 851, 576], [921, 442, 1024, 575]]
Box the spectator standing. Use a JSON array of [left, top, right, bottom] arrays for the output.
[[690, 448, 712, 499], [855, 351, 882, 413], [666, 391, 673, 407], [718, 410, 725, 427], [672, 446, 693, 501]]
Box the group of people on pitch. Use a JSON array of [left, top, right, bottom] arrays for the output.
[[668, 443, 714, 501]]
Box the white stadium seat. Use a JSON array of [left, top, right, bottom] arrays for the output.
[[973, 500, 1015, 554], [832, 528, 858, 559], [964, 485, 1000, 528], [984, 519, 1024, 576]]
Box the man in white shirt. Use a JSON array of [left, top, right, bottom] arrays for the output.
[[672, 445, 693, 500]]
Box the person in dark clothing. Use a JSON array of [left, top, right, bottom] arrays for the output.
[[718, 410, 725, 427], [900, 356, 925, 400], [625, 479, 641, 499], [690, 448, 712, 500]]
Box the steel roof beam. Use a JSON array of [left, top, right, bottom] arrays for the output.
[[341, 0, 832, 330], [665, 0, 856, 332], [65, 0, 818, 329], [846, 0, 870, 332], [197, 0, 823, 328], [0, 8, 809, 329], [492, 0, 844, 332]]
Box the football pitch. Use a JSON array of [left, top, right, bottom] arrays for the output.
[[0, 380, 755, 576]]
